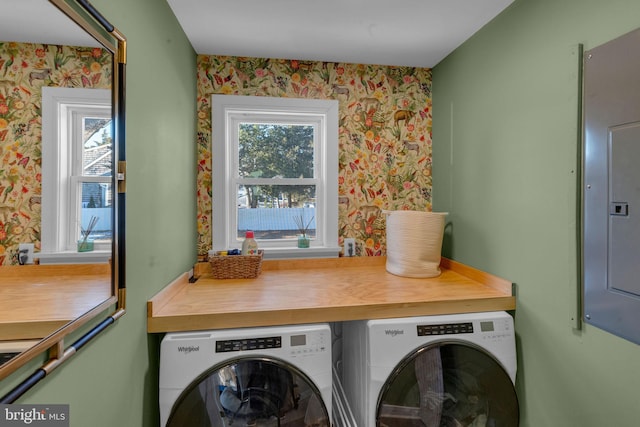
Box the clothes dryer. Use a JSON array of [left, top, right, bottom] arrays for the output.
[[342, 311, 518, 426], [160, 323, 332, 426]]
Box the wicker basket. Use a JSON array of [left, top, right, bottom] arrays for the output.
[[209, 250, 263, 279]]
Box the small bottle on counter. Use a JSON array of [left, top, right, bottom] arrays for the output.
[[242, 230, 258, 255]]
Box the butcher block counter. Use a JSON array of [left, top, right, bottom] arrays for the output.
[[0, 263, 113, 340], [147, 256, 515, 333]]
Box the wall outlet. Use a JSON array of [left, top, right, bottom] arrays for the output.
[[344, 238, 356, 257], [18, 243, 35, 265]]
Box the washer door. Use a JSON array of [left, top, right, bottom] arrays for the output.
[[167, 356, 330, 427], [376, 342, 518, 427]]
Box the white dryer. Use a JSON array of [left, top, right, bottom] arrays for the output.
[[342, 311, 518, 426], [160, 323, 332, 426]]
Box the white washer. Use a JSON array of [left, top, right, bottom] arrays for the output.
[[160, 323, 332, 426], [342, 311, 518, 426]]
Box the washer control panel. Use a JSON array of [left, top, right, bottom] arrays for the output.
[[289, 332, 328, 356], [418, 322, 474, 336], [214, 332, 328, 355], [216, 336, 282, 353]]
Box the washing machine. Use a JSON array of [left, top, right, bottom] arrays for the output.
[[342, 311, 518, 426], [159, 323, 332, 426]]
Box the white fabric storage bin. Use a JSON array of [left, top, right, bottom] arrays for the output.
[[384, 210, 447, 278]]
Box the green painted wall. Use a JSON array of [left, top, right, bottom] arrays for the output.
[[433, 0, 640, 425], [0, 0, 197, 426], [5, 0, 640, 425]]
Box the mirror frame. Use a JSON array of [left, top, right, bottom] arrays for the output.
[[0, 0, 126, 397]]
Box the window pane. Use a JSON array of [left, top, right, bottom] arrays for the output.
[[83, 117, 112, 177], [238, 123, 314, 178], [80, 182, 112, 241], [237, 185, 316, 240]]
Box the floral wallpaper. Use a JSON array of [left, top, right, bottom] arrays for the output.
[[197, 55, 432, 257], [0, 41, 111, 265]]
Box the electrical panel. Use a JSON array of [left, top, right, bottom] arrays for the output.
[[583, 27, 640, 344]]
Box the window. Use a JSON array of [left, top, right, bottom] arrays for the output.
[[41, 87, 112, 263], [212, 95, 339, 258]]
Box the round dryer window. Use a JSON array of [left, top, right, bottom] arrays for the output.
[[376, 342, 519, 427], [166, 356, 330, 427]]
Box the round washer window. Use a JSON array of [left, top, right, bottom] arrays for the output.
[[167, 357, 330, 426], [377, 342, 518, 427]]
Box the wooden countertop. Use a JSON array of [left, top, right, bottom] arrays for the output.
[[147, 257, 515, 333], [0, 263, 113, 340]]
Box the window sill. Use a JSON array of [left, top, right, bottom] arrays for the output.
[[37, 251, 111, 265], [209, 246, 341, 260]]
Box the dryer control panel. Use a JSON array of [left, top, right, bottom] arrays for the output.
[[214, 332, 329, 355], [418, 322, 474, 335], [289, 332, 328, 356], [216, 336, 281, 352]]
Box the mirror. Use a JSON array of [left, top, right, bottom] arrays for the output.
[[0, 0, 125, 389]]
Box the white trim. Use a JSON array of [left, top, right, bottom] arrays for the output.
[[208, 246, 340, 260], [212, 95, 339, 258], [38, 250, 111, 264]]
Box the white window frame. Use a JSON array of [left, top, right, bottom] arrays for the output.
[[212, 95, 339, 259], [40, 87, 112, 264]]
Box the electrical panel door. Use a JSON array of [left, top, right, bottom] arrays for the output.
[[583, 27, 640, 344]]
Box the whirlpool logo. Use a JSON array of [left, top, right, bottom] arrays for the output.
[[384, 329, 405, 337], [177, 345, 199, 354]]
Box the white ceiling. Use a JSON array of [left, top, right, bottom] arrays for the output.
[[0, 0, 99, 47], [167, 0, 514, 68]]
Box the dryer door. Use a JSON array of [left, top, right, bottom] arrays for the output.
[[167, 356, 330, 427], [376, 342, 518, 427]]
